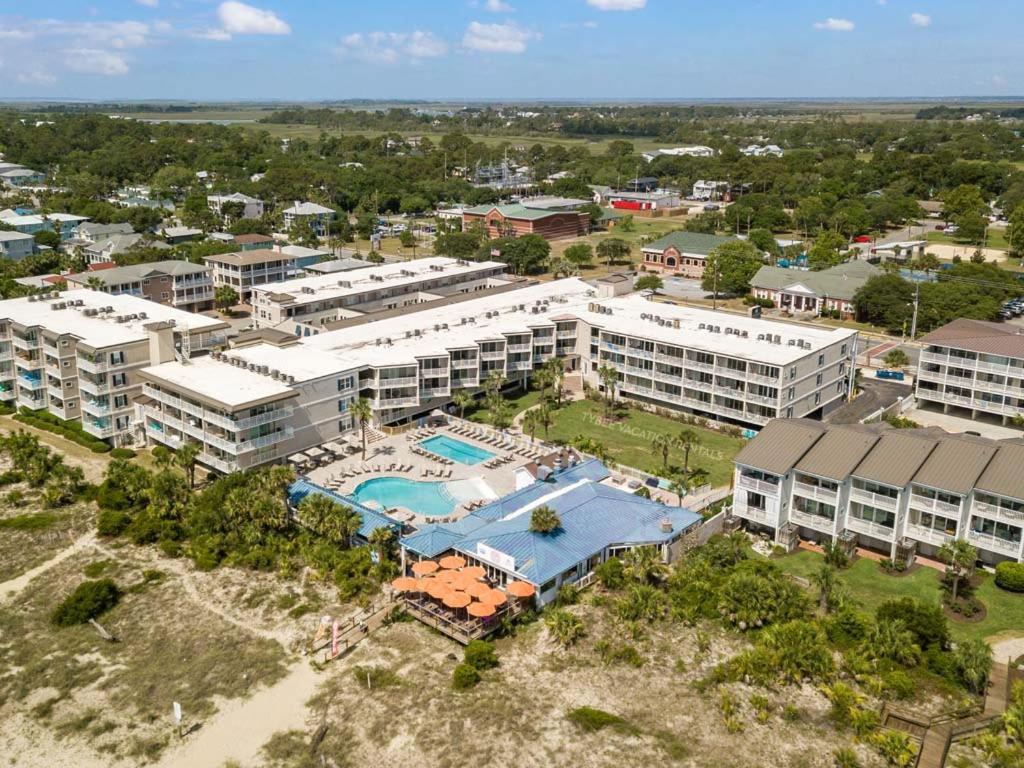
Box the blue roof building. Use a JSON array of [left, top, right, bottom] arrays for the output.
[[401, 459, 702, 605]]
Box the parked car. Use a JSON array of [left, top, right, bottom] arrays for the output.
[[853, 235, 871, 243]]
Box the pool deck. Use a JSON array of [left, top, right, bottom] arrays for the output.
[[304, 423, 547, 526]]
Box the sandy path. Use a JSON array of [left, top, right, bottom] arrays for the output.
[[0, 530, 97, 603], [156, 660, 320, 768]]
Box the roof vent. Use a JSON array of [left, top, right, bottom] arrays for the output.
[[773, 334, 781, 344], [660, 519, 673, 533], [672, 319, 680, 329]]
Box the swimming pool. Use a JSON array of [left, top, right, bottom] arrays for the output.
[[352, 477, 457, 517], [419, 435, 495, 465]]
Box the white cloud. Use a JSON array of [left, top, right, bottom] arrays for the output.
[[65, 49, 130, 76], [462, 21, 538, 53], [16, 69, 57, 86], [136, 0, 159, 7], [813, 17, 855, 32], [38, 20, 154, 48], [216, 1, 290, 35], [0, 28, 34, 40], [339, 30, 447, 63], [485, 0, 514, 11], [586, 0, 645, 10], [191, 27, 232, 41], [910, 12, 932, 27]]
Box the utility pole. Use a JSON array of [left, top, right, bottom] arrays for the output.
[[713, 267, 719, 311], [909, 282, 920, 340]]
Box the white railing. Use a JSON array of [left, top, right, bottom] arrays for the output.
[[793, 481, 839, 504], [967, 530, 1022, 558], [46, 384, 63, 400], [17, 375, 45, 391], [845, 516, 897, 541], [745, 392, 778, 406], [904, 523, 955, 547], [685, 360, 715, 373], [376, 376, 419, 388], [626, 347, 655, 360], [374, 396, 419, 409], [972, 500, 1024, 524], [480, 351, 506, 361], [849, 487, 899, 511], [506, 343, 531, 353], [84, 421, 116, 439], [736, 474, 782, 495], [419, 387, 450, 398], [789, 509, 836, 533], [12, 335, 40, 351], [909, 493, 961, 517], [732, 502, 777, 526], [78, 378, 111, 396], [81, 399, 111, 416], [556, 330, 576, 339], [508, 360, 533, 371], [450, 359, 478, 369], [746, 371, 779, 385]]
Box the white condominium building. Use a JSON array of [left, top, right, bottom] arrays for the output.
[[249, 257, 509, 334], [138, 277, 857, 474], [915, 318, 1024, 425], [732, 420, 1024, 566], [0, 292, 229, 444]]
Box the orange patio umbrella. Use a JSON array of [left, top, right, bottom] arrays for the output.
[[479, 588, 508, 607], [391, 576, 419, 592], [465, 581, 491, 599], [434, 569, 459, 584], [426, 581, 452, 600], [467, 601, 496, 618], [443, 592, 472, 609], [460, 565, 486, 579], [411, 560, 439, 576], [506, 581, 536, 599], [439, 555, 467, 570]]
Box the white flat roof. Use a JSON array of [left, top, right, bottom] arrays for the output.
[[142, 357, 297, 408], [0, 291, 226, 349], [223, 342, 353, 382], [251, 256, 506, 308]]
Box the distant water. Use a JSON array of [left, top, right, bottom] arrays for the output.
[[135, 118, 259, 125]]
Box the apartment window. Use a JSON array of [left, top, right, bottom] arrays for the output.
[[112, 373, 127, 388], [338, 399, 350, 413], [814, 392, 821, 405], [839, 363, 845, 375], [64, 381, 72, 388], [787, 387, 794, 401], [789, 366, 796, 379], [841, 344, 847, 356], [161, 292, 169, 300], [818, 354, 825, 366], [115, 415, 131, 430], [836, 380, 844, 393], [67, 400, 76, 408], [747, 492, 766, 511], [143, 279, 150, 286], [60, 339, 69, 347], [816, 373, 823, 386], [62, 360, 70, 368], [337, 376, 354, 391], [114, 394, 129, 408], [109, 350, 126, 365], [786, 407, 793, 418]]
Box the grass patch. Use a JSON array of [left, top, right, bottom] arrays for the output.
[[0, 512, 57, 531], [352, 665, 402, 690], [467, 388, 542, 424], [566, 706, 639, 735], [770, 549, 1024, 643], [543, 400, 744, 486]]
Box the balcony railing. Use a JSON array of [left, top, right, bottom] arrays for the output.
[[479, 351, 506, 361], [904, 523, 955, 547], [84, 421, 116, 439], [12, 335, 40, 352], [376, 376, 419, 388], [506, 343, 531, 353], [732, 502, 777, 526], [374, 396, 419, 409], [556, 330, 577, 339], [972, 500, 1024, 524], [789, 509, 836, 533], [419, 387, 450, 398], [849, 487, 899, 511], [17, 374, 45, 390], [81, 399, 111, 416], [845, 516, 897, 541], [909, 493, 961, 517], [793, 482, 839, 505], [76, 356, 132, 375], [967, 529, 1022, 558], [736, 474, 782, 495], [746, 371, 779, 385], [450, 359, 478, 370]]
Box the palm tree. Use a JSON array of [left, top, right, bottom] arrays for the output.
[[569, 435, 609, 462], [652, 433, 673, 469], [85, 275, 106, 291], [529, 505, 561, 534], [863, 618, 920, 667], [938, 538, 977, 604], [545, 609, 585, 647], [452, 390, 473, 420], [532, 367, 553, 402], [668, 472, 689, 506], [545, 357, 565, 407], [367, 526, 395, 565], [175, 442, 200, 488], [151, 444, 173, 471], [954, 638, 993, 695], [522, 409, 541, 443], [677, 428, 700, 473], [813, 563, 837, 614], [350, 397, 373, 460], [536, 403, 553, 439], [687, 467, 709, 495], [597, 363, 618, 416], [298, 494, 360, 546], [622, 546, 667, 584]]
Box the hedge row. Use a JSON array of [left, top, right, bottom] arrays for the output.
[[995, 562, 1024, 593], [14, 407, 111, 453]]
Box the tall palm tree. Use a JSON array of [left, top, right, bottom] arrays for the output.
[[522, 409, 541, 443], [532, 366, 553, 403], [813, 563, 837, 614], [597, 363, 618, 415], [367, 526, 395, 565], [350, 397, 373, 460], [622, 546, 667, 584], [938, 538, 977, 604], [954, 638, 993, 695], [545, 356, 565, 407], [668, 472, 689, 506], [85, 275, 106, 291], [174, 442, 200, 488], [536, 403, 553, 439], [677, 428, 700, 473], [529, 505, 561, 534], [652, 433, 673, 469], [452, 390, 473, 420]]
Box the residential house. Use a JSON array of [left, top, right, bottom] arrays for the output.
[[282, 202, 335, 238], [0, 168, 45, 187], [0, 231, 36, 261], [65, 260, 215, 313], [640, 231, 739, 277], [232, 233, 275, 251], [203, 249, 299, 301], [207, 193, 265, 220]]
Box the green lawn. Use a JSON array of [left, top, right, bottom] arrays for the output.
[[926, 229, 1008, 251], [539, 399, 745, 487], [465, 388, 542, 425], [769, 550, 1024, 644]]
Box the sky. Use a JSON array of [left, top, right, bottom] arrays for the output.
[[0, 1, 1018, 101]]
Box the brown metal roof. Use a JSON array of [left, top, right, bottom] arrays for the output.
[[794, 426, 881, 481], [733, 419, 826, 475], [851, 431, 938, 488], [920, 318, 1024, 359], [911, 435, 998, 496], [974, 442, 1024, 502], [232, 233, 274, 244], [204, 248, 288, 266]]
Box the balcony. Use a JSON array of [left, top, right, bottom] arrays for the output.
[[845, 516, 897, 541], [376, 376, 419, 388], [146, 423, 182, 448], [81, 398, 111, 417], [909, 493, 961, 517], [84, 420, 116, 440], [0, 388, 15, 402], [745, 392, 778, 406], [621, 364, 654, 377], [601, 341, 625, 353], [849, 487, 899, 512], [506, 343, 531, 354], [78, 378, 113, 396], [626, 347, 655, 360], [793, 481, 839, 505], [12, 335, 40, 352], [76, 355, 132, 375], [419, 387, 450, 398], [685, 359, 715, 373], [789, 509, 836, 534], [450, 359, 478, 370], [732, 502, 777, 526], [200, 452, 237, 474], [16, 391, 45, 410], [508, 360, 533, 371], [905, 523, 955, 548], [374, 396, 419, 409], [46, 384, 64, 400], [17, 373, 45, 390], [479, 351, 506, 361], [967, 529, 1022, 558], [143, 386, 205, 419], [972, 500, 1024, 525], [736, 474, 782, 496], [556, 330, 577, 339], [746, 371, 779, 385], [14, 350, 42, 367], [237, 428, 294, 453]]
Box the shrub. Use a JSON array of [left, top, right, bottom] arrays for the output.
[[595, 557, 625, 590], [452, 663, 481, 691], [51, 579, 120, 627], [995, 562, 1024, 593], [110, 448, 136, 459], [0, 511, 55, 530], [881, 670, 916, 700], [595, 639, 644, 667], [464, 640, 499, 671], [96, 509, 132, 537], [566, 707, 635, 734], [876, 598, 949, 650]]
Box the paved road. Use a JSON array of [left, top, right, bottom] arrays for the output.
[[824, 378, 913, 425]]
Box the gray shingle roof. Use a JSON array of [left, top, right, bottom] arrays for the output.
[[750, 261, 880, 302], [851, 431, 938, 488], [794, 425, 881, 481], [733, 418, 827, 475]]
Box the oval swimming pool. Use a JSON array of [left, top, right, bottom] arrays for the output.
[[352, 477, 457, 517]]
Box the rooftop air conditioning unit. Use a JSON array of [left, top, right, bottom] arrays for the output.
[[104, 306, 114, 313], [699, 323, 706, 330], [741, 331, 749, 338], [672, 319, 680, 329], [248, 363, 257, 371], [338, 280, 351, 288], [288, 375, 296, 384], [660, 519, 673, 533], [713, 326, 721, 333], [788, 339, 796, 346], [74, 300, 84, 307], [773, 335, 781, 344], [405, 331, 412, 338], [375, 338, 382, 345], [138, 311, 147, 319], [641, 313, 649, 320], [261, 365, 269, 374], [725, 328, 733, 335], [434, 324, 440, 332], [414, 329, 421, 337], [442, 323, 448, 330], [386, 338, 393, 344], [271, 369, 280, 378]]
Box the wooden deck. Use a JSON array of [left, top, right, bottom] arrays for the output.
[[401, 597, 522, 645]]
